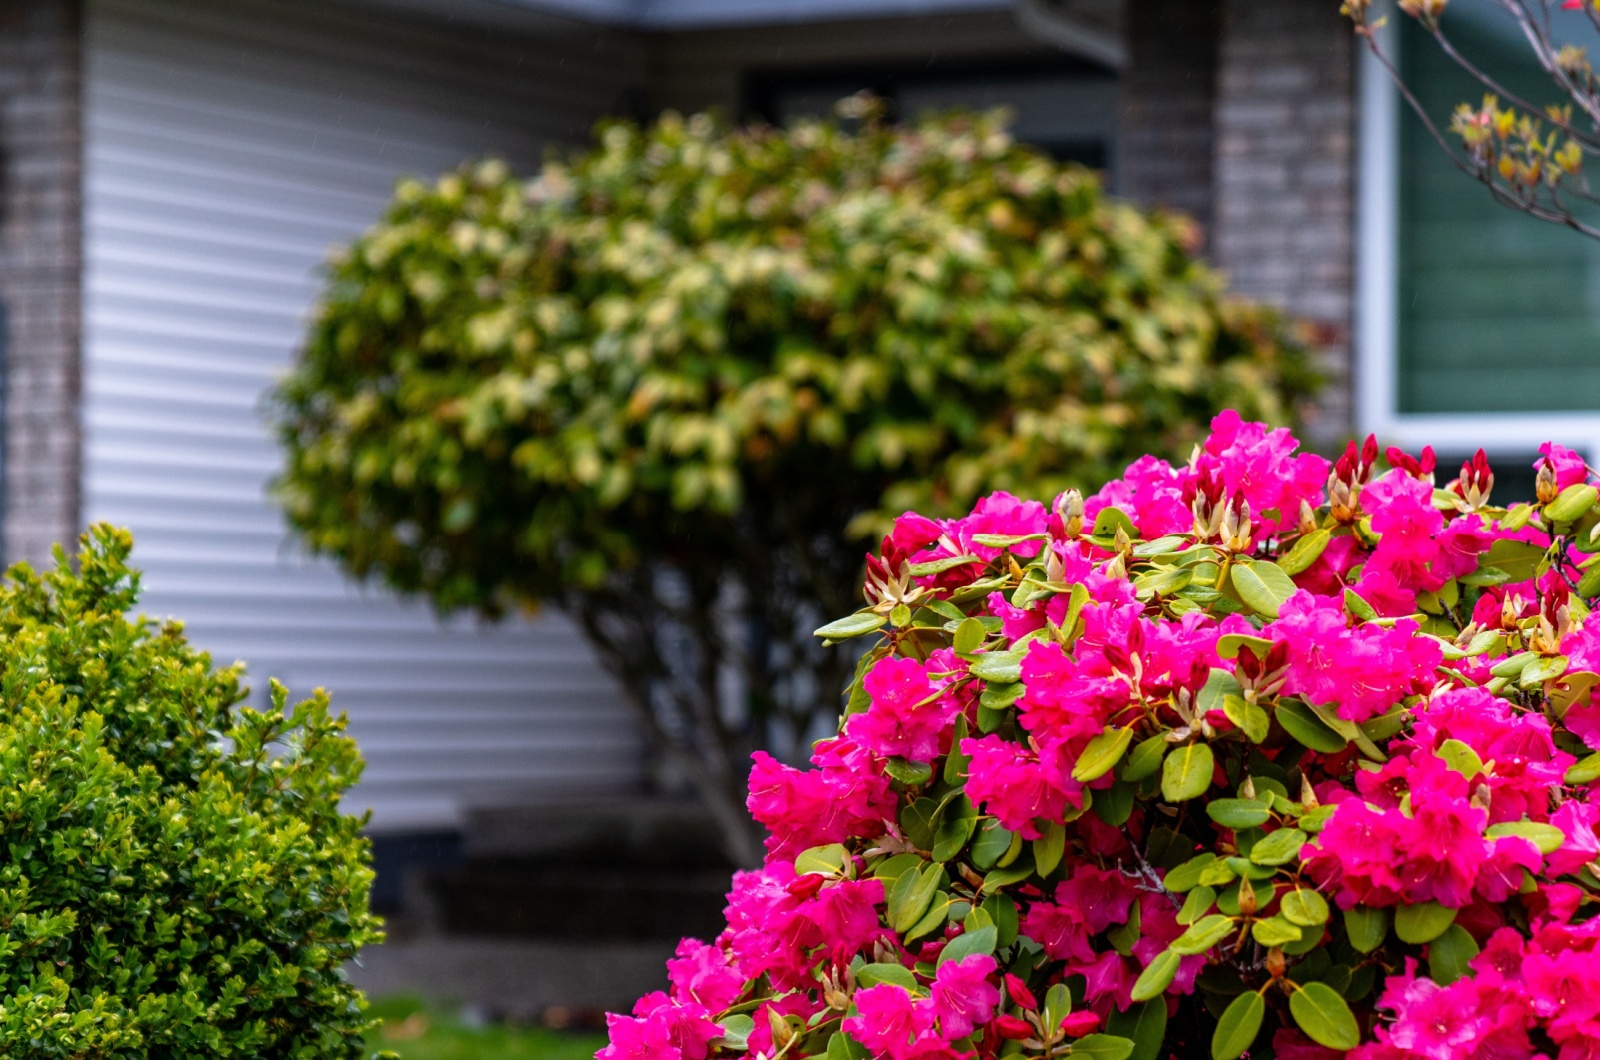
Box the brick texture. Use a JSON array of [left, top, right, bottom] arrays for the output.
[[1117, 0, 1220, 236], [0, 0, 80, 567], [1213, 0, 1355, 444]]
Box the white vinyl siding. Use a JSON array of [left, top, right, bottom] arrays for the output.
[[82, 0, 646, 832]]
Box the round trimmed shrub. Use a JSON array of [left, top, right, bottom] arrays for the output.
[[0, 526, 381, 1057]]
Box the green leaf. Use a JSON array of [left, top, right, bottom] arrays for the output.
[[826, 1032, 869, 1060], [1342, 586, 1380, 622], [908, 555, 983, 578], [969, 650, 1026, 683], [1093, 779, 1136, 827], [718, 1014, 755, 1050], [814, 613, 886, 640], [1281, 889, 1330, 927], [1121, 736, 1168, 782], [889, 863, 942, 933], [1207, 799, 1272, 830], [1163, 854, 1219, 893], [1222, 694, 1270, 744], [1093, 507, 1137, 539], [953, 617, 986, 655], [944, 713, 970, 786], [1073, 726, 1134, 782], [1170, 914, 1235, 955], [1481, 538, 1546, 582], [1394, 900, 1457, 945], [1521, 654, 1570, 688], [1231, 560, 1299, 618], [1276, 528, 1332, 575], [982, 862, 1034, 894], [983, 893, 1019, 948], [855, 963, 919, 990], [1130, 949, 1180, 1002], [932, 797, 978, 862], [1033, 820, 1066, 877], [938, 924, 997, 966], [1251, 916, 1303, 947], [1436, 738, 1485, 779], [885, 757, 933, 786], [1071, 1036, 1135, 1060], [1547, 483, 1599, 523], [1428, 923, 1479, 986], [970, 820, 1013, 870], [1289, 982, 1360, 1051], [1178, 885, 1217, 925], [1107, 1000, 1167, 1060], [795, 843, 849, 876], [1249, 828, 1307, 866], [1344, 905, 1391, 953], [1211, 990, 1265, 1060], [1044, 983, 1072, 1037], [1485, 820, 1566, 855], [970, 532, 1048, 548], [1275, 699, 1347, 754], [1567, 752, 1600, 784], [1161, 742, 1214, 802]]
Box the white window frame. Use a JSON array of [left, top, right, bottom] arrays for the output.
[[1355, 18, 1600, 461]]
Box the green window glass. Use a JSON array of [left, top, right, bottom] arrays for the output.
[[1398, 16, 1600, 413]]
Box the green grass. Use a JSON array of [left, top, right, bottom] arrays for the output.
[[369, 997, 606, 1060]]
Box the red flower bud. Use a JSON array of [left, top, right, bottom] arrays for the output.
[[994, 1015, 1035, 1040], [784, 873, 825, 900], [1061, 1011, 1101, 1038], [1004, 973, 1037, 1010]]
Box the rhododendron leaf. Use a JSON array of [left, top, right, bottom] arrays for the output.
[[1427, 923, 1480, 986], [1134, 566, 1193, 598], [1210, 990, 1265, 1060], [1164, 853, 1218, 893], [952, 617, 986, 656], [1489, 651, 1536, 678], [1216, 878, 1268, 916], [969, 649, 1025, 683], [1275, 700, 1347, 753], [719, 1014, 755, 1050], [1178, 885, 1217, 925], [1581, 564, 1600, 597], [1230, 560, 1298, 619], [1359, 707, 1409, 744], [1289, 982, 1360, 1051], [1486, 820, 1566, 854], [1482, 538, 1547, 582], [1162, 743, 1215, 802], [1197, 668, 1244, 713], [1460, 564, 1512, 587], [1207, 799, 1272, 830], [901, 797, 943, 850], [983, 894, 1019, 947], [855, 963, 919, 990], [1215, 634, 1275, 661], [1070, 1034, 1135, 1060], [795, 844, 850, 876], [938, 923, 997, 967], [885, 757, 933, 786], [888, 863, 942, 932], [1093, 780, 1136, 827], [826, 1031, 870, 1060], [1073, 726, 1134, 783], [1282, 889, 1330, 927], [996, 827, 1027, 868], [1251, 916, 1302, 947], [1464, 628, 1505, 656], [1060, 582, 1091, 638], [1171, 914, 1234, 955], [1550, 671, 1600, 716], [1121, 736, 1168, 782], [1304, 700, 1387, 761], [1342, 586, 1380, 622], [1199, 859, 1242, 889], [1546, 483, 1599, 524], [963, 903, 993, 931], [1520, 653, 1569, 689], [1044, 982, 1073, 1035], [1276, 528, 1332, 576], [1225, 855, 1277, 880], [970, 532, 1049, 548], [907, 555, 983, 578], [933, 804, 979, 863], [982, 860, 1034, 894], [814, 612, 887, 640], [1436, 738, 1485, 779], [1130, 949, 1180, 1002], [1394, 900, 1457, 944], [873, 852, 922, 885], [970, 819, 1013, 869], [951, 575, 1010, 604], [1343, 905, 1391, 953], [1133, 535, 1189, 558], [1107, 999, 1167, 1060], [1298, 804, 1337, 833], [1092, 507, 1137, 539], [906, 890, 954, 941], [1033, 821, 1067, 876], [1566, 751, 1600, 784], [1221, 695, 1270, 744]]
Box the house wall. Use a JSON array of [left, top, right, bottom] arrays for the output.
[[0, 0, 82, 567], [1212, 0, 1356, 444], [79, 0, 649, 832]]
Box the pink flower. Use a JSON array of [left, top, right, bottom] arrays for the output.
[[600, 993, 722, 1060], [1538, 442, 1590, 490], [949, 491, 1048, 561], [1265, 591, 1441, 723], [666, 938, 744, 1012], [1201, 410, 1330, 533], [960, 735, 1079, 839], [844, 984, 932, 1060], [928, 953, 1000, 1037], [847, 655, 956, 762], [746, 735, 895, 861]]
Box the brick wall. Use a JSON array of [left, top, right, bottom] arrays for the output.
[[0, 0, 80, 567], [1212, 0, 1356, 444], [1117, 0, 1219, 236]]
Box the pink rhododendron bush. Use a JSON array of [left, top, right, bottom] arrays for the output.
[[602, 412, 1600, 1060]]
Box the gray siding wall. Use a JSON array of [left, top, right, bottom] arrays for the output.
[[81, 0, 648, 831]]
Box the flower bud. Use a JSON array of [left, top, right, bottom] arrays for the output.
[[1061, 1011, 1101, 1038], [1004, 973, 1038, 1011], [994, 1015, 1035, 1040], [1538, 457, 1562, 505]]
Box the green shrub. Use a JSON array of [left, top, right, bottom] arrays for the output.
[[0, 526, 381, 1057], [272, 106, 1319, 862]]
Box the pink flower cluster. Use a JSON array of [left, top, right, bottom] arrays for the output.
[[603, 412, 1600, 1060]]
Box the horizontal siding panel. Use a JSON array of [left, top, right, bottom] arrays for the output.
[[84, 0, 646, 832]]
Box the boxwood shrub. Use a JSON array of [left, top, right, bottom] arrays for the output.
[[0, 526, 382, 1057]]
